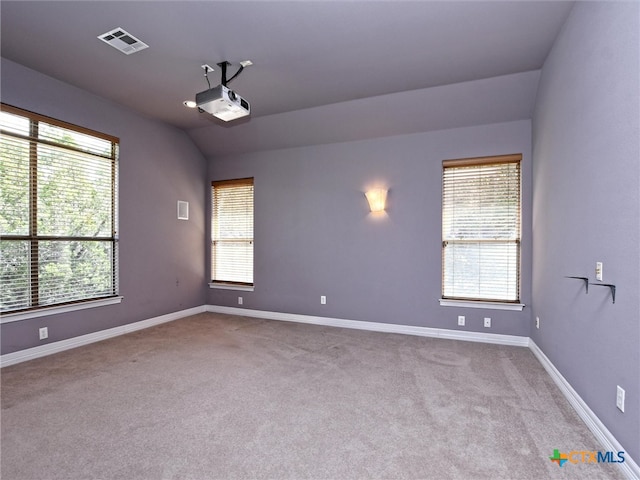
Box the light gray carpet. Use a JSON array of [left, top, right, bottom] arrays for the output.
[[1, 313, 623, 479]]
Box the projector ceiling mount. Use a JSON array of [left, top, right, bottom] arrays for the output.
[[209, 61, 249, 87], [191, 60, 252, 122]]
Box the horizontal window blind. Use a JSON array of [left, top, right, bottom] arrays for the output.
[[211, 178, 254, 285], [442, 154, 521, 302], [0, 104, 119, 313]]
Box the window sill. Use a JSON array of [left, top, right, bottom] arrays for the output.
[[439, 298, 524, 311], [209, 283, 254, 292], [0, 296, 124, 324]]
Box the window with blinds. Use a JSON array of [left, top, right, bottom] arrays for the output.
[[0, 104, 119, 314], [442, 154, 521, 303], [211, 178, 254, 286]]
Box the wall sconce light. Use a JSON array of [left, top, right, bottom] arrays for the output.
[[365, 188, 388, 213]]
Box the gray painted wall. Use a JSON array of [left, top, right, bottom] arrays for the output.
[[532, 2, 640, 461], [1, 58, 208, 354], [208, 120, 533, 337]]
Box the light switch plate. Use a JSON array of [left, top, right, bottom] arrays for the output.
[[596, 262, 603, 281]]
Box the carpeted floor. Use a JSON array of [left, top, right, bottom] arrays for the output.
[[1, 313, 623, 479]]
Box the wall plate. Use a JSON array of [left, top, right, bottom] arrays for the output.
[[177, 201, 189, 220]]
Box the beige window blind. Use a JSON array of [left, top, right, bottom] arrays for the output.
[[211, 178, 254, 286], [442, 154, 521, 302]]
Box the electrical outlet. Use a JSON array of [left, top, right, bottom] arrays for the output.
[[536, 317, 540, 329], [238, 296, 243, 305], [616, 386, 625, 412], [39, 327, 48, 340], [484, 317, 491, 328], [457, 315, 465, 326], [320, 295, 326, 305]]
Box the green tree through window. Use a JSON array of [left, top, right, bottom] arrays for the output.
[[0, 104, 119, 313]]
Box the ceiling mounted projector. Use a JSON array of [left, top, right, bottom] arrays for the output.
[[193, 61, 251, 122], [196, 85, 250, 122]]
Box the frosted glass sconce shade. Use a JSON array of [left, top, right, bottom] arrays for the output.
[[365, 188, 387, 212]]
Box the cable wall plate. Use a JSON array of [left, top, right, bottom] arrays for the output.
[[177, 201, 189, 220]]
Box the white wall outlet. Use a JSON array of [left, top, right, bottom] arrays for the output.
[[457, 315, 465, 326], [596, 261, 603, 282], [484, 317, 491, 328], [320, 295, 327, 305], [536, 317, 540, 329], [39, 327, 48, 340], [238, 296, 243, 305], [616, 385, 625, 412]]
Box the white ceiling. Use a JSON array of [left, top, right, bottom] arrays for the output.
[[1, 1, 574, 156]]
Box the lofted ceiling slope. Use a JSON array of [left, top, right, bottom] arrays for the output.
[[1, 1, 574, 156]]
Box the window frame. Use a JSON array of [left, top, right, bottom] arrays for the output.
[[441, 153, 522, 305], [210, 177, 254, 289], [0, 103, 120, 316]]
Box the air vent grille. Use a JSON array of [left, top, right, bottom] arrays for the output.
[[98, 27, 148, 55]]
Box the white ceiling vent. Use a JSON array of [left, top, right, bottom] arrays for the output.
[[98, 27, 148, 55]]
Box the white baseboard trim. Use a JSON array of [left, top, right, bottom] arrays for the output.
[[529, 340, 639, 479], [0, 305, 207, 368], [205, 305, 530, 347]]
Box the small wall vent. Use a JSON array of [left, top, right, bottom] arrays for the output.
[[98, 27, 149, 55], [177, 201, 189, 220]]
